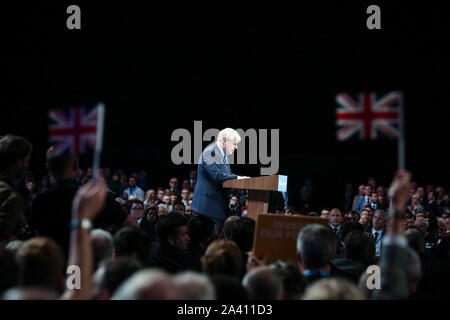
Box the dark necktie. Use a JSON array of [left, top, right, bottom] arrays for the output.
[[374, 232, 379, 242], [332, 226, 339, 235]]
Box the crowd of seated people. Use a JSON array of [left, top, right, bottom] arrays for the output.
[[1, 135, 450, 300]]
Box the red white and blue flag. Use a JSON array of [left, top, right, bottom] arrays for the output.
[[336, 92, 402, 141], [48, 106, 99, 155]]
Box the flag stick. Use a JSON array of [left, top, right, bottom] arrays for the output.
[[93, 103, 105, 177], [398, 92, 405, 170]]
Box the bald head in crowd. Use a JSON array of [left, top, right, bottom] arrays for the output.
[[223, 216, 240, 239]]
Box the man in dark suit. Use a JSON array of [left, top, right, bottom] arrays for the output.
[[368, 192, 380, 211], [129, 200, 153, 238], [192, 128, 249, 234], [329, 208, 343, 258], [370, 209, 387, 259], [331, 230, 371, 284], [296, 224, 336, 286], [424, 191, 442, 217]]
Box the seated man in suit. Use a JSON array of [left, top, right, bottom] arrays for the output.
[[368, 192, 380, 211], [331, 230, 371, 284], [148, 211, 191, 274], [192, 128, 249, 234], [370, 209, 387, 258], [355, 185, 372, 213], [329, 208, 344, 258], [129, 200, 154, 239]]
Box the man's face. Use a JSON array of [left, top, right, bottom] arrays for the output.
[[181, 189, 190, 200], [157, 190, 165, 200], [371, 193, 378, 203], [182, 180, 190, 189], [171, 226, 190, 250], [372, 212, 385, 230], [428, 192, 435, 201], [185, 206, 194, 216], [230, 196, 238, 206], [417, 187, 425, 197], [416, 211, 424, 219], [189, 170, 197, 180], [129, 178, 137, 187], [359, 185, 365, 195], [320, 210, 330, 220], [130, 203, 144, 219], [170, 194, 177, 203], [148, 190, 156, 199], [174, 204, 185, 214], [147, 209, 158, 222], [364, 186, 372, 196], [163, 195, 171, 205], [223, 138, 238, 156], [169, 178, 179, 189], [329, 209, 343, 226]]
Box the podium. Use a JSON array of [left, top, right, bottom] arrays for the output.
[[223, 175, 288, 220]]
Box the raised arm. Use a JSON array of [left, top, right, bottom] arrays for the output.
[[373, 170, 411, 300], [61, 177, 107, 300]]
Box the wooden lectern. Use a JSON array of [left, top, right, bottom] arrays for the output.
[[223, 175, 288, 220]]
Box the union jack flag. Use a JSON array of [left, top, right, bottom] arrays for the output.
[[48, 106, 98, 155], [335, 92, 402, 141]]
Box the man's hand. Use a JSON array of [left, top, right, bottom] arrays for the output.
[[238, 176, 251, 180], [71, 177, 107, 221], [246, 252, 268, 272]]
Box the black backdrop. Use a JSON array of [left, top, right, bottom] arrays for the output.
[[1, 2, 449, 209]]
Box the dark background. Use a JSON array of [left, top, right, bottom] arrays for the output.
[[1, 2, 449, 209]]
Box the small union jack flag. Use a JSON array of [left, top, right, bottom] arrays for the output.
[[48, 106, 98, 155], [335, 92, 402, 141]]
